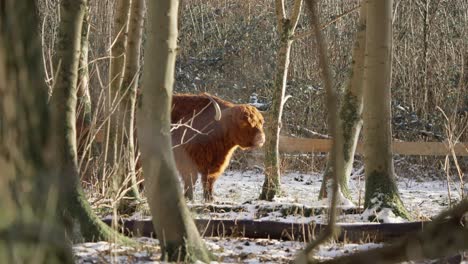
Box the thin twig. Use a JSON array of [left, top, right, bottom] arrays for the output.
[[293, 4, 360, 41]]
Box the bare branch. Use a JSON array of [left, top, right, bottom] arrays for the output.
[[295, 0, 340, 262], [275, 0, 286, 33], [293, 5, 360, 41], [290, 0, 304, 33]]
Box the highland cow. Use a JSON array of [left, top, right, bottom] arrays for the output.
[[171, 93, 265, 201]]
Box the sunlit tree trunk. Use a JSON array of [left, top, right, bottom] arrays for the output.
[[50, 0, 134, 243], [119, 0, 146, 201], [106, 0, 130, 180], [76, 2, 93, 179], [261, 0, 303, 201], [0, 1, 72, 262], [363, 0, 410, 220], [137, 0, 212, 261], [319, 1, 367, 200]]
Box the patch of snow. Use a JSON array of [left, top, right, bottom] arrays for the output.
[[73, 238, 391, 263], [362, 207, 406, 223], [317, 243, 383, 259]]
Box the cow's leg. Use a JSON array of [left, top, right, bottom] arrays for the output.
[[183, 171, 197, 200], [202, 174, 217, 202], [174, 148, 198, 200]]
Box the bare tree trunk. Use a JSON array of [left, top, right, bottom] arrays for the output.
[[295, 1, 342, 262], [50, 0, 133, 243], [106, 0, 130, 178], [0, 1, 72, 262], [261, 0, 303, 201], [319, 1, 367, 200], [419, 0, 431, 119], [76, 3, 93, 179], [119, 0, 146, 201], [362, 0, 410, 220], [136, 0, 212, 261]]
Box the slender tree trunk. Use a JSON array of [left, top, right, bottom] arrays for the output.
[[421, 0, 431, 119], [0, 1, 72, 262], [295, 1, 342, 261], [319, 1, 367, 200], [119, 0, 146, 201], [137, 0, 212, 261], [261, 38, 293, 200], [76, 3, 93, 179], [261, 0, 303, 201], [50, 0, 134, 243], [363, 0, 410, 220], [106, 0, 131, 178]]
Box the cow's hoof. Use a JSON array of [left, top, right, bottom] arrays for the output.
[[203, 196, 214, 203]]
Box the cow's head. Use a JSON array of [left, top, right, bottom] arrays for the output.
[[223, 105, 265, 149]]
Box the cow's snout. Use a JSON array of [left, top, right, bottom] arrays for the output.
[[254, 132, 266, 147]]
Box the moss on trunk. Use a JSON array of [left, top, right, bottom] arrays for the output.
[[64, 175, 135, 244], [318, 2, 367, 201], [51, 0, 133, 244], [362, 0, 410, 221], [0, 1, 73, 262], [364, 170, 410, 220]]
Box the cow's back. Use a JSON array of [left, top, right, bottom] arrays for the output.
[[171, 93, 233, 145]]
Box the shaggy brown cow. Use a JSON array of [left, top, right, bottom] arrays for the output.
[[172, 93, 265, 201]]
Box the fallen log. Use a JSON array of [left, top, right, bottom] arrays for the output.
[[103, 218, 428, 244], [189, 204, 364, 218]]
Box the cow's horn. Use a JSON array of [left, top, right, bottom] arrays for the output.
[[208, 96, 222, 121]]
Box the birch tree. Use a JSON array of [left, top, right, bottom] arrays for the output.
[[319, 1, 367, 201], [261, 0, 303, 201], [362, 0, 410, 220]]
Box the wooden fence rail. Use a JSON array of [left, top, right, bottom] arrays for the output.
[[279, 136, 468, 156]]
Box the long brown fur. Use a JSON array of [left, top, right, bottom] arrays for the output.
[[76, 93, 265, 201], [171, 93, 265, 201]]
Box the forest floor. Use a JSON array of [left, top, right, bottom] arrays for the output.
[[74, 162, 467, 263]]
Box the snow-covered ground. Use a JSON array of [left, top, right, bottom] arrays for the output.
[[74, 237, 387, 263], [180, 169, 461, 224], [74, 169, 466, 263]]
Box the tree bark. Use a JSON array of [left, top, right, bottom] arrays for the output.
[[261, 0, 303, 201], [50, 0, 133, 244], [119, 0, 146, 201], [136, 0, 212, 261], [319, 1, 367, 200], [0, 1, 72, 262], [362, 0, 410, 220], [106, 0, 131, 177], [76, 3, 93, 178]]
